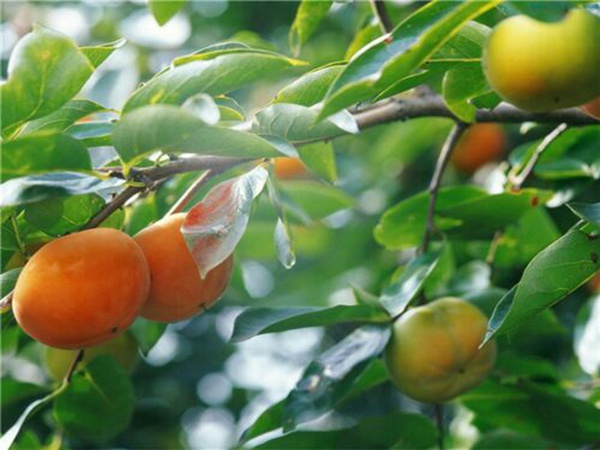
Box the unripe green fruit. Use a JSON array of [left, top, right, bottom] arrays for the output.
[[44, 331, 139, 381], [483, 9, 600, 112], [384, 297, 496, 403]]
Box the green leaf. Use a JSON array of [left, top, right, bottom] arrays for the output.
[[280, 180, 355, 220], [21, 100, 107, 135], [1, 269, 22, 298], [1, 133, 92, 181], [289, 0, 333, 56], [112, 105, 281, 167], [374, 186, 485, 250], [68, 121, 113, 147], [380, 248, 443, 317], [1, 26, 94, 135], [148, 0, 187, 26], [319, 0, 500, 119], [501, 1, 574, 22], [231, 305, 389, 343], [298, 141, 337, 182], [274, 63, 344, 107], [123, 48, 304, 113], [376, 187, 552, 250], [257, 413, 437, 449], [567, 202, 600, 227], [283, 324, 391, 431], [24, 194, 106, 236], [130, 318, 167, 356], [54, 356, 135, 442], [486, 226, 600, 341], [474, 431, 562, 450], [254, 103, 358, 143], [0, 173, 123, 208], [442, 63, 491, 122], [80, 38, 126, 69]]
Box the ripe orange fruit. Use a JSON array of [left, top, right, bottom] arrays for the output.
[[384, 297, 496, 403], [13, 228, 150, 349], [451, 123, 506, 173], [133, 213, 233, 323], [273, 157, 308, 180]]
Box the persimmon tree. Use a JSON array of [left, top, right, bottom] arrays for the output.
[[1, 1, 599, 449]]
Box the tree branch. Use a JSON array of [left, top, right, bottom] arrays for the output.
[[370, 0, 394, 34], [420, 123, 468, 254]]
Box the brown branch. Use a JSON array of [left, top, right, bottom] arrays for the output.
[[370, 0, 394, 34], [508, 123, 569, 190], [420, 123, 468, 254]]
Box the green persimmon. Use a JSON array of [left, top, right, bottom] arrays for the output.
[[384, 297, 496, 403], [483, 9, 600, 112]]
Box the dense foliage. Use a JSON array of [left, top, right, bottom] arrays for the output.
[[1, 1, 599, 449]]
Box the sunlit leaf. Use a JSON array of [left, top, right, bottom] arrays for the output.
[[80, 38, 126, 69], [182, 165, 268, 277], [148, 0, 187, 26], [21, 100, 107, 135], [289, 0, 333, 56], [274, 63, 344, 106]]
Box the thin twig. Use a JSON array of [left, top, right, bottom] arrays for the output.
[[435, 403, 445, 450], [420, 123, 468, 254], [82, 185, 144, 230], [370, 0, 394, 34], [166, 170, 212, 216], [508, 123, 569, 190], [64, 349, 84, 383]]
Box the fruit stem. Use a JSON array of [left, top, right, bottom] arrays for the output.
[[64, 349, 84, 383], [435, 403, 445, 450]]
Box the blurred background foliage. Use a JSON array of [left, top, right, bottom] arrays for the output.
[[1, 1, 598, 449]]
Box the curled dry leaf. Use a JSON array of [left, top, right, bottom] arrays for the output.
[[182, 165, 268, 277]]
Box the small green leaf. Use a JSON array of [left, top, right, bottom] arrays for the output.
[[567, 202, 600, 227], [68, 121, 113, 147], [80, 38, 126, 69], [148, 0, 187, 26], [1, 26, 94, 135], [289, 0, 333, 56], [319, 0, 500, 119], [231, 305, 389, 343], [486, 226, 600, 340], [274, 63, 344, 107], [21, 100, 106, 135], [1, 133, 92, 181], [380, 248, 443, 317], [54, 356, 135, 442], [24, 194, 106, 236], [123, 48, 304, 113], [0, 173, 123, 208], [442, 63, 491, 122], [112, 105, 281, 167], [255, 104, 358, 144], [298, 141, 337, 182], [1, 268, 22, 298], [283, 324, 391, 431]]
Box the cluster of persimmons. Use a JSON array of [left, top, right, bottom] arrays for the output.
[[8, 7, 600, 404]]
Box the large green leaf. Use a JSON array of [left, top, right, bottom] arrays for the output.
[[283, 325, 391, 431], [1, 26, 94, 135], [112, 105, 282, 167], [148, 0, 187, 26], [257, 413, 438, 449], [319, 0, 500, 118], [1, 133, 92, 181], [54, 356, 135, 442], [231, 305, 389, 342], [274, 63, 344, 106], [289, 0, 333, 56], [21, 100, 106, 135], [123, 47, 304, 113], [254, 103, 358, 143], [375, 187, 552, 250], [485, 225, 600, 341], [0, 172, 123, 208]]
